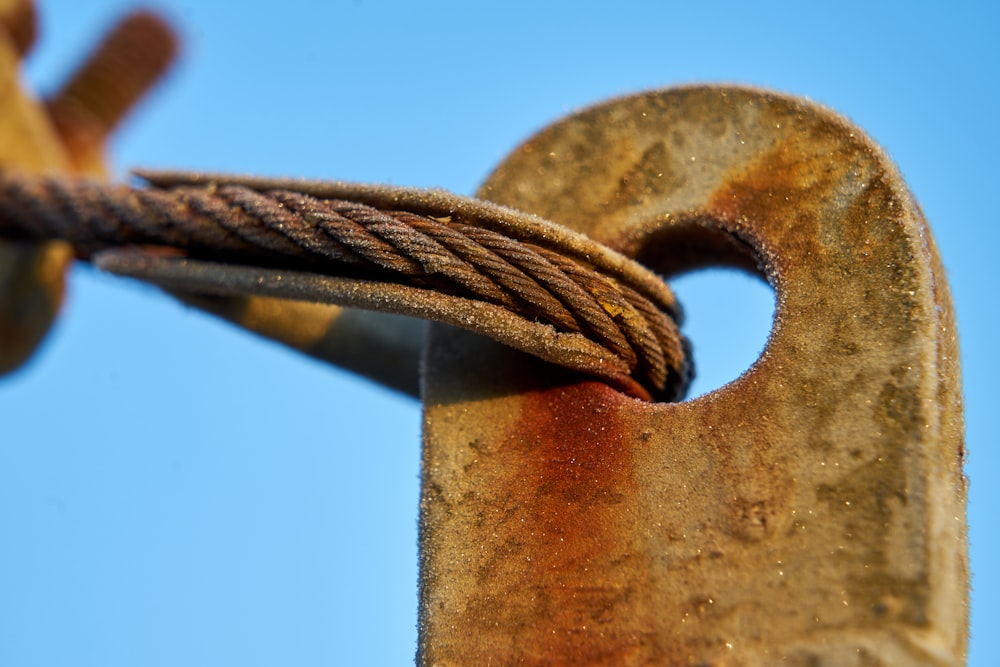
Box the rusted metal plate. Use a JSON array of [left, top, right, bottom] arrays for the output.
[[420, 87, 966, 665]]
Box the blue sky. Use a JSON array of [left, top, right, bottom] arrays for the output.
[[2, 1, 996, 664]]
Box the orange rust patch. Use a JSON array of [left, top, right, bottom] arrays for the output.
[[465, 380, 650, 665]]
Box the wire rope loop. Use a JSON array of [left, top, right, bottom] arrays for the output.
[[0, 170, 692, 400]]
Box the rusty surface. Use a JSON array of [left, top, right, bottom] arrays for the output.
[[0, 4, 178, 375], [2, 6, 967, 663], [420, 87, 967, 665], [0, 0, 36, 58], [45, 10, 177, 175], [0, 170, 688, 398], [0, 2, 71, 374]]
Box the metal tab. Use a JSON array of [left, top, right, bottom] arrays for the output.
[[419, 86, 967, 665]]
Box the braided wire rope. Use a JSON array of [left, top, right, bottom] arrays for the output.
[[0, 170, 691, 400]]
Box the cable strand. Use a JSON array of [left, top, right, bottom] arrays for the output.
[[0, 170, 691, 399]]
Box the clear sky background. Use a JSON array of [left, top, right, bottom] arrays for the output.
[[1, 1, 996, 665]]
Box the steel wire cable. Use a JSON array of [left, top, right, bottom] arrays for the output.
[[0, 170, 692, 400]]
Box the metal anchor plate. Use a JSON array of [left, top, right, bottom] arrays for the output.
[[419, 86, 967, 666]]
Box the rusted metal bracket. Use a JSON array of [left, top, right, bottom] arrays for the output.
[[419, 88, 967, 665], [0, 2, 176, 374], [0, 0, 72, 373]]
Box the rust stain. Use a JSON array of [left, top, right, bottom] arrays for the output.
[[505, 381, 640, 665], [456, 379, 654, 665]]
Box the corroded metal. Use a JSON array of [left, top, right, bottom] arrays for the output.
[[0, 0, 36, 58], [0, 1, 71, 374], [0, 5, 176, 373], [45, 10, 177, 175], [419, 87, 967, 665], [0, 170, 688, 398], [2, 6, 967, 663]]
